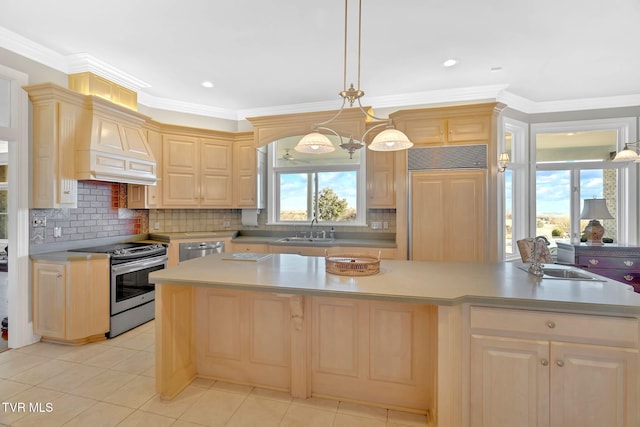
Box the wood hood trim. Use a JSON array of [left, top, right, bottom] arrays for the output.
[[24, 83, 157, 186]]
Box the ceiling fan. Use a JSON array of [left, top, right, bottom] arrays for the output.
[[280, 148, 309, 164]]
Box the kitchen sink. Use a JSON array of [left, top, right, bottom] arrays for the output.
[[516, 264, 605, 281], [275, 237, 336, 244]]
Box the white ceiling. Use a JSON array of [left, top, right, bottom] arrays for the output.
[[1, 0, 639, 120]]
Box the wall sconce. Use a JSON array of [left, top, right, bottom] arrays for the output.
[[498, 152, 510, 173], [612, 141, 640, 162]]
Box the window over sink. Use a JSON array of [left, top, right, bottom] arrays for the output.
[[267, 136, 367, 226]]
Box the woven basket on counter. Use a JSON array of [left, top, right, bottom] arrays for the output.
[[325, 250, 381, 276]]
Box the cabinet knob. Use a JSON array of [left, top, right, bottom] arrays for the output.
[[624, 274, 634, 281], [546, 321, 556, 329], [63, 191, 70, 194], [588, 259, 599, 265], [56, 273, 62, 278], [624, 260, 634, 267], [540, 359, 549, 366], [556, 360, 565, 367]]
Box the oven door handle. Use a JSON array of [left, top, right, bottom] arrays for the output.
[[111, 255, 168, 275]]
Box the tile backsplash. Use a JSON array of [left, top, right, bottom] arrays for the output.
[[30, 181, 396, 246], [30, 181, 147, 245], [148, 208, 396, 234]]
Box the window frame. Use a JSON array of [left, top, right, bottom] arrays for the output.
[[267, 143, 368, 226], [530, 117, 637, 246]]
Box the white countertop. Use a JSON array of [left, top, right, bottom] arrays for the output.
[[149, 253, 640, 315]]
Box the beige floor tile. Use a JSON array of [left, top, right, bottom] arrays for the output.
[[172, 420, 208, 427], [387, 409, 430, 426], [117, 409, 176, 427], [11, 392, 94, 427], [140, 384, 205, 419], [69, 369, 137, 400], [291, 396, 339, 412], [139, 364, 156, 378], [179, 388, 245, 426], [0, 379, 32, 401], [332, 412, 386, 427], [191, 377, 215, 389], [9, 359, 77, 386], [82, 347, 141, 369], [210, 381, 253, 396], [108, 351, 155, 375], [63, 401, 134, 427], [108, 332, 155, 351], [279, 404, 336, 427], [337, 400, 388, 421], [102, 375, 157, 409], [14, 342, 74, 359], [142, 342, 155, 353], [56, 343, 109, 363], [0, 353, 48, 379], [38, 364, 104, 393], [250, 387, 293, 403], [225, 395, 289, 427]]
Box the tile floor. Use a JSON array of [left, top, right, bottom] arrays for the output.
[[0, 321, 430, 426]]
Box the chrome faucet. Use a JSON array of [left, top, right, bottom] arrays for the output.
[[528, 236, 548, 277], [309, 217, 318, 238]]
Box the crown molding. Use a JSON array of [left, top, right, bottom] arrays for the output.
[[2, 24, 640, 121], [0, 26, 68, 73], [67, 53, 151, 92]]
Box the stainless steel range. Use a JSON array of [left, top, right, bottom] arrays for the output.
[[72, 242, 168, 337]]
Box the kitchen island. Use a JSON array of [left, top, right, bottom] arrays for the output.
[[149, 253, 640, 427]]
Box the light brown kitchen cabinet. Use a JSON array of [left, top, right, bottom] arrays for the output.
[[32, 257, 110, 345], [230, 243, 269, 253], [233, 134, 259, 207], [30, 98, 81, 208], [392, 111, 491, 146], [162, 134, 233, 207], [410, 170, 486, 262], [469, 306, 639, 427], [366, 150, 395, 208], [128, 129, 163, 208], [311, 296, 435, 411]]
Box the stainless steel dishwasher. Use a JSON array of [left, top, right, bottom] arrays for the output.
[[179, 241, 225, 262]]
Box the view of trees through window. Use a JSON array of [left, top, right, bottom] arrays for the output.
[[278, 171, 358, 223]]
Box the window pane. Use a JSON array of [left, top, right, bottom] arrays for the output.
[[279, 173, 310, 221], [580, 169, 617, 242], [505, 170, 513, 254], [536, 130, 617, 162], [317, 171, 357, 222], [536, 170, 571, 244]]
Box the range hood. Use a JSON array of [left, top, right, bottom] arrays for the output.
[[75, 95, 157, 185], [24, 83, 157, 186]]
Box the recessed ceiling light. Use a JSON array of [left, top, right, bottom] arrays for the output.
[[490, 66, 503, 72], [443, 59, 457, 67], [201, 81, 214, 88]]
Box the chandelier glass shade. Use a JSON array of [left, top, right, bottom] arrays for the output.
[[295, 0, 413, 157], [295, 132, 336, 154]]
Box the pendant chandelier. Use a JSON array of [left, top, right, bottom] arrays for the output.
[[295, 0, 413, 159]]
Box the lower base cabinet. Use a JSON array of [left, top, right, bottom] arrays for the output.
[[191, 289, 436, 414], [33, 258, 110, 344], [469, 306, 639, 427]]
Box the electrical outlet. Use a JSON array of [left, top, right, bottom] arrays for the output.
[[32, 217, 46, 227], [53, 227, 62, 238], [370, 221, 382, 230], [383, 221, 389, 229], [222, 220, 231, 228], [153, 222, 161, 230]]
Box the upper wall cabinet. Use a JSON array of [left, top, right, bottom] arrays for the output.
[[30, 96, 82, 208], [159, 126, 262, 209], [127, 128, 163, 209], [391, 103, 505, 147]]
